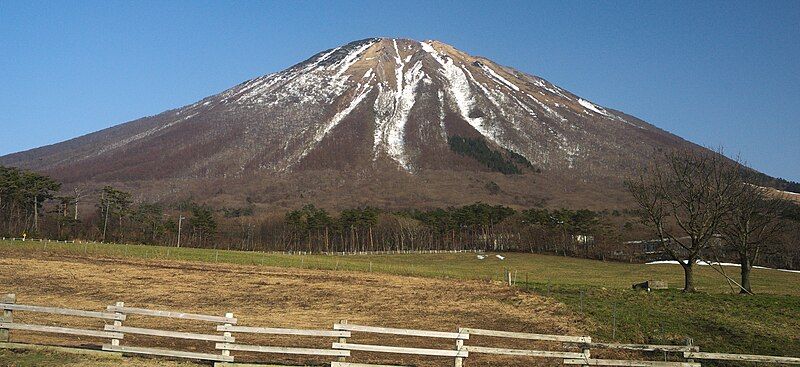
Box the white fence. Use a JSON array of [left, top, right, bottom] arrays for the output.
[[2, 293, 799, 366]]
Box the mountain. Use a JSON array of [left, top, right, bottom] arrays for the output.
[[0, 38, 701, 210]]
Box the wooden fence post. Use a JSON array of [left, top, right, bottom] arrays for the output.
[[581, 336, 592, 367], [454, 328, 464, 367], [337, 319, 348, 362], [1, 293, 15, 342], [685, 338, 694, 363], [111, 301, 124, 346], [221, 312, 233, 359]]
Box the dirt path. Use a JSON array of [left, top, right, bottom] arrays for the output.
[[0, 252, 586, 366]]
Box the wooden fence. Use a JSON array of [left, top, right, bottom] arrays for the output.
[[101, 302, 237, 362], [1, 237, 76, 244], [1, 236, 477, 256], [2, 293, 799, 366]]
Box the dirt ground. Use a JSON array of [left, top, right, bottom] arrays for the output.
[[0, 252, 587, 366]]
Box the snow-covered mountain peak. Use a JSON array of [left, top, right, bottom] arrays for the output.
[[1, 37, 691, 210]]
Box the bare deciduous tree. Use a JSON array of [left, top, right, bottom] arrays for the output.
[[626, 149, 740, 292], [722, 181, 789, 294], [774, 220, 800, 270]]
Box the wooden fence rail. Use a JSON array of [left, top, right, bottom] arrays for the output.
[[330, 363, 409, 367], [585, 342, 699, 353], [684, 351, 800, 364], [335, 323, 469, 340], [0, 295, 123, 344], [214, 324, 350, 360], [2, 293, 799, 366], [0, 322, 122, 339], [100, 302, 235, 362], [563, 359, 701, 367], [105, 305, 237, 324], [0, 303, 124, 321], [459, 327, 591, 366], [332, 321, 469, 367], [460, 327, 589, 343]]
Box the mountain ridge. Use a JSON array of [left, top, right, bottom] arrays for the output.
[[1, 37, 709, 209]]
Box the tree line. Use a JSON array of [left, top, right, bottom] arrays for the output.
[[245, 203, 611, 256], [0, 164, 618, 255], [2, 160, 798, 292]]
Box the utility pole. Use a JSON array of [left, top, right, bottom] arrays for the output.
[[177, 215, 185, 248]]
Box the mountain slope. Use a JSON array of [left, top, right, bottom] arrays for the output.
[[0, 38, 699, 209]]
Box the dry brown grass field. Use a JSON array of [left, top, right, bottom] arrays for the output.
[[0, 251, 591, 367]]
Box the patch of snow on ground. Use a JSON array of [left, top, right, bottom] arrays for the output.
[[646, 260, 800, 274]]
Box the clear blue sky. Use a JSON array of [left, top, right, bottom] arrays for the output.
[[1, 0, 798, 181]]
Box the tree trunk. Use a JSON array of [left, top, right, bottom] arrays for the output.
[[369, 226, 374, 251], [682, 262, 696, 292], [740, 253, 753, 294], [33, 196, 38, 232]]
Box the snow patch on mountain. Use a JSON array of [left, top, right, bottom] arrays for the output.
[[372, 42, 427, 170], [526, 93, 567, 122], [461, 65, 503, 113], [94, 111, 200, 157], [577, 98, 641, 127], [437, 89, 447, 141], [372, 40, 428, 170], [284, 67, 378, 170], [421, 42, 486, 132], [511, 95, 538, 117], [578, 98, 611, 116], [530, 78, 572, 100], [332, 41, 375, 79], [477, 61, 520, 92], [421, 41, 539, 165], [386, 61, 427, 170], [229, 40, 377, 108]]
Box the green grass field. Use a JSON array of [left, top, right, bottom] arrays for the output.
[[2, 239, 799, 362], [3, 239, 797, 295]]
